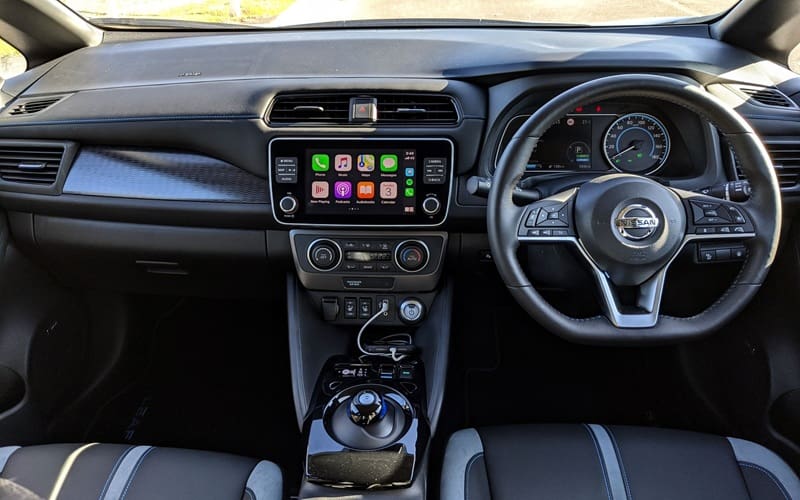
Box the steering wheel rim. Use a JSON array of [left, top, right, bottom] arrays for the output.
[[488, 74, 781, 344]]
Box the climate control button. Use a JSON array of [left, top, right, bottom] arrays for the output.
[[308, 239, 341, 271], [395, 241, 429, 272]]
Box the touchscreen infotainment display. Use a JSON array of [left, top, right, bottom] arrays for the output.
[[269, 138, 452, 226], [305, 148, 417, 216]]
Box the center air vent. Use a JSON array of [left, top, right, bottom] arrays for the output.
[[734, 141, 800, 188], [268, 92, 459, 125], [731, 85, 797, 109], [5, 95, 68, 116], [376, 94, 459, 123], [268, 94, 351, 124], [0, 144, 67, 185]]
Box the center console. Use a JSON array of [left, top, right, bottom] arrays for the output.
[[273, 136, 454, 499]]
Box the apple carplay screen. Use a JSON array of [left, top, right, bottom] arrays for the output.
[[270, 138, 452, 225]]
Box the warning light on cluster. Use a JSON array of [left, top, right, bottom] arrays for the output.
[[575, 106, 584, 113], [595, 105, 603, 112]]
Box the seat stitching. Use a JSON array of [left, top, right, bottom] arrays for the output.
[[97, 445, 134, 500], [603, 425, 632, 500], [119, 446, 156, 500], [739, 462, 791, 500], [464, 452, 485, 500], [584, 424, 612, 500]]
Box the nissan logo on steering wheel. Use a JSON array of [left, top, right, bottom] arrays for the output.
[[615, 204, 660, 240]]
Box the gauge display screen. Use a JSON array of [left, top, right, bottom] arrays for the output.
[[603, 113, 671, 175], [528, 116, 594, 171], [495, 106, 674, 176]]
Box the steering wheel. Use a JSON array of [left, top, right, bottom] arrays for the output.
[[488, 74, 782, 344]]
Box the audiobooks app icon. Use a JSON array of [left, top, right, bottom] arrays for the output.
[[311, 181, 329, 199], [357, 182, 375, 199]]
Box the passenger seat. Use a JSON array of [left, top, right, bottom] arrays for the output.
[[0, 443, 281, 500]]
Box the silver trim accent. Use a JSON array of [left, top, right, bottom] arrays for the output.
[[306, 238, 343, 272], [727, 437, 800, 498], [394, 240, 431, 273], [586, 425, 628, 500], [245, 460, 283, 500], [519, 232, 754, 329], [99, 445, 154, 500], [268, 137, 454, 228], [441, 428, 484, 500], [604, 113, 671, 176], [0, 446, 19, 474]]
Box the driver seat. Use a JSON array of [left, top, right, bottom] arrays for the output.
[[441, 424, 800, 500]]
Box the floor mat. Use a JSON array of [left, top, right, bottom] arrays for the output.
[[449, 275, 727, 434], [85, 297, 303, 482]]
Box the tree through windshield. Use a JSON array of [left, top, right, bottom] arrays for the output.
[[62, 0, 739, 27]]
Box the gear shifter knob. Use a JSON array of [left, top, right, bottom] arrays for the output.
[[349, 389, 387, 426]]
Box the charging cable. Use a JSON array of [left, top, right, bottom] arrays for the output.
[[356, 301, 407, 362]]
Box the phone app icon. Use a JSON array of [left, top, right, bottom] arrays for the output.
[[357, 154, 375, 172], [380, 182, 397, 200], [404, 187, 415, 198], [334, 154, 352, 172], [380, 154, 398, 172], [357, 182, 375, 199], [405, 167, 415, 177], [334, 181, 352, 199], [311, 181, 329, 199], [311, 154, 329, 172]]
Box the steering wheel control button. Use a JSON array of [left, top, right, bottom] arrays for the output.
[[308, 239, 341, 271], [395, 241, 429, 272], [524, 209, 540, 227], [399, 298, 425, 324], [697, 244, 747, 264], [278, 195, 299, 215]]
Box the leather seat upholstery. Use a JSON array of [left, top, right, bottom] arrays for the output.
[[0, 443, 281, 500], [442, 424, 800, 500]]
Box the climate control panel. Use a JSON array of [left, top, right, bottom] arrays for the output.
[[290, 231, 447, 292]]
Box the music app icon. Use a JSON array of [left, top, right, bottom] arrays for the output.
[[311, 181, 329, 199], [334, 154, 352, 172]]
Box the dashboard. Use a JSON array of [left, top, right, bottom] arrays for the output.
[[0, 25, 798, 296]]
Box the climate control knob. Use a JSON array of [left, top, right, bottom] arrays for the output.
[[422, 196, 441, 216], [308, 239, 341, 271], [395, 241, 429, 272], [278, 195, 298, 215]]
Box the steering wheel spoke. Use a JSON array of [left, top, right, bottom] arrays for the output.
[[573, 242, 668, 328], [516, 188, 578, 243]]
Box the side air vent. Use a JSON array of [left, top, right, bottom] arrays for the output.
[[268, 94, 351, 124], [0, 144, 66, 185], [734, 141, 800, 188], [6, 95, 66, 116], [376, 94, 459, 123], [732, 85, 798, 109], [267, 92, 460, 125]]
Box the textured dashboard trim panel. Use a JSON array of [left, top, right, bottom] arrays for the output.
[[63, 147, 268, 203]]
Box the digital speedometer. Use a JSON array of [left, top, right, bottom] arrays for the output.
[[603, 113, 670, 175]]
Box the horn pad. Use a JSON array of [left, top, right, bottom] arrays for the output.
[[574, 174, 686, 286]]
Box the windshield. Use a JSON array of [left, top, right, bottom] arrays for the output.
[[62, 0, 740, 28]]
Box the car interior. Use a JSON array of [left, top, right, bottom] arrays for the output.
[[0, 0, 799, 498]]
